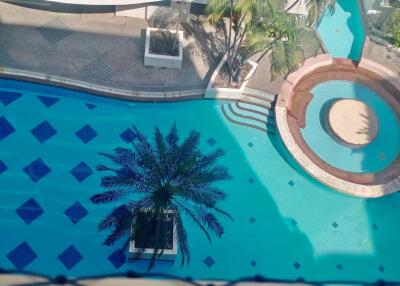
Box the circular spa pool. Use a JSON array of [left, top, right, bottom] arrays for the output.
[[301, 80, 400, 173]]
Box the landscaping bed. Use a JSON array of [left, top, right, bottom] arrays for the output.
[[212, 61, 253, 88], [149, 30, 179, 56]]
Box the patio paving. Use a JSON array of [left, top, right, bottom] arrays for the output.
[[362, 36, 400, 76], [0, 2, 224, 92]]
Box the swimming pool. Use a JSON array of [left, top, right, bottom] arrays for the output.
[[301, 80, 400, 173], [1, 79, 400, 282], [318, 0, 365, 60]]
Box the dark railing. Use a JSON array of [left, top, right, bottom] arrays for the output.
[[0, 269, 397, 286]]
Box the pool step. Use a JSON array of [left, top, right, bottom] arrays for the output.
[[236, 102, 275, 119], [221, 102, 276, 135], [243, 87, 276, 102], [240, 87, 276, 108]]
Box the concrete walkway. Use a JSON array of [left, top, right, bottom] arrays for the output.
[[0, 1, 224, 93]]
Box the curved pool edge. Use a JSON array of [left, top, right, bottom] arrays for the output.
[[275, 54, 400, 198], [0, 67, 205, 102]]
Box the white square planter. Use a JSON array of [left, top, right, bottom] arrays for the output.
[[129, 210, 177, 261], [144, 27, 183, 69]]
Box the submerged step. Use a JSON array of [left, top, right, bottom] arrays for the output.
[[221, 104, 276, 135], [236, 102, 274, 118], [230, 103, 276, 128]]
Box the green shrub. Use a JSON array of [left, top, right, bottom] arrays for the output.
[[387, 10, 400, 47]]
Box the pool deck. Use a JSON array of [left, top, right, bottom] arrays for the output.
[[0, 1, 323, 100], [0, 2, 222, 99]]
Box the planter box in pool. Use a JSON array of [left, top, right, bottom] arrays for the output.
[[129, 210, 177, 261], [144, 27, 183, 69]]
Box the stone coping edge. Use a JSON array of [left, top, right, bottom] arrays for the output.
[[275, 54, 400, 198], [0, 67, 205, 102]]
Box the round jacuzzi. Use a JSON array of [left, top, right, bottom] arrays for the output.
[[275, 55, 400, 197], [301, 80, 400, 173]]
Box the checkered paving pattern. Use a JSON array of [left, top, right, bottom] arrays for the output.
[[79, 59, 116, 82], [37, 19, 73, 45]]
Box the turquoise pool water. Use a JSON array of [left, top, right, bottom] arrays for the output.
[[301, 80, 400, 173], [318, 0, 365, 60], [1, 79, 400, 282]]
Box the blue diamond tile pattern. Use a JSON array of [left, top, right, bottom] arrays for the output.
[[37, 95, 60, 107], [30, 121, 57, 144], [64, 201, 88, 224], [7, 242, 37, 269], [23, 158, 51, 183], [0, 116, 15, 141], [108, 249, 126, 269], [120, 128, 136, 143], [0, 90, 22, 106], [207, 137, 216, 146], [85, 103, 96, 110], [0, 159, 8, 174], [250, 260, 257, 267], [16, 198, 44, 225], [293, 262, 301, 269], [76, 124, 98, 144], [203, 256, 215, 267], [70, 162, 93, 182], [58, 245, 83, 270]]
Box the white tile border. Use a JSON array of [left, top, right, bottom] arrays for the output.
[[0, 67, 205, 101]]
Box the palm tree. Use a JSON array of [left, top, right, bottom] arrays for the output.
[[246, 3, 320, 80], [206, 0, 258, 82], [285, 0, 336, 26], [206, 0, 320, 81], [90, 124, 231, 270]]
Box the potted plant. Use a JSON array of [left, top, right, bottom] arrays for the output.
[[144, 0, 187, 69]]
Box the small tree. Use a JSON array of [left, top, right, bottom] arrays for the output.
[[387, 9, 400, 48], [206, 0, 319, 82], [285, 0, 336, 26], [206, 0, 258, 83]]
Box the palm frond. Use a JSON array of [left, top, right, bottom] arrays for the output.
[[92, 124, 231, 270], [90, 189, 129, 204], [174, 212, 190, 266], [174, 200, 212, 243]]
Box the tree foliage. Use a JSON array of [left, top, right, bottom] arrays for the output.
[[91, 125, 231, 270]]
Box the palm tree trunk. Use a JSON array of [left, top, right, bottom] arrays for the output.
[[173, 0, 185, 51], [227, 0, 234, 83], [284, 0, 301, 12]]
